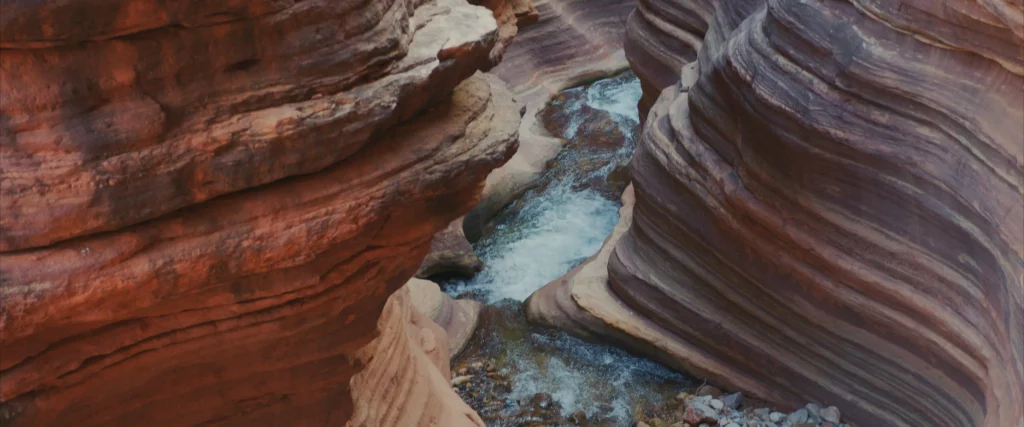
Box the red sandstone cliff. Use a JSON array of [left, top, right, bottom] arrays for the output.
[[0, 1, 526, 425], [527, 1, 1024, 426]]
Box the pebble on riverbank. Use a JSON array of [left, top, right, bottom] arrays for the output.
[[451, 355, 853, 427], [636, 390, 852, 427], [451, 358, 579, 426]]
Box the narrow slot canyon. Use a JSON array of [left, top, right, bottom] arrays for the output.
[[1, 1, 1021, 427]]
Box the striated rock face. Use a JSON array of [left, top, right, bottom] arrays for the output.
[[624, 0, 711, 118], [492, 0, 635, 100], [0, 0, 522, 425], [532, 1, 1024, 426], [466, 0, 636, 240]]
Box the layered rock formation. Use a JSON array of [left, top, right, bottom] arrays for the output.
[[493, 0, 635, 100], [530, 1, 1024, 426], [0, 0, 523, 425], [624, 0, 711, 117]]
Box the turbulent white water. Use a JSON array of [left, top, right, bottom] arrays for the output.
[[584, 75, 644, 124], [447, 182, 618, 303], [444, 73, 691, 425], [501, 316, 690, 423], [446, 73, 643, 304]]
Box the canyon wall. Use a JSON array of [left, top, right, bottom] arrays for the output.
[[529, 1, 1024, 426], [623, 0, 711, 118], [492, 0, 634, 100], [0, 0, 523, 425]]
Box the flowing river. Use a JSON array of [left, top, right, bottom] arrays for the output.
[[441, 72, 695, 426]]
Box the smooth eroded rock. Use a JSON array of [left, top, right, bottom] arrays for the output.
[[530, 0, 1024, 426], [417, 216, 486, 278], [406, 278, 483, 358], [624, 0, 712, 118]]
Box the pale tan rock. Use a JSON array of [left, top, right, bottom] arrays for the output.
[[407, 278, 483, 359], [349, 285, 484, 427]]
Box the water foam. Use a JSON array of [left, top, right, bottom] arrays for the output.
[[504, 326, 690, 422], [446, 182, 618, 303], [585, 75, 643, 123], [445, 73, 642, 303]]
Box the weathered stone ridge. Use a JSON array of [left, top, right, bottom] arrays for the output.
[[618, 1, 1024, 425], [0, 0, 524, 425], [0, 0, 506, 251], [0, 69, 518, 427], [528, 0, 1024, 426]]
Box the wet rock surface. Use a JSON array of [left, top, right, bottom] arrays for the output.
[[635, 390, 852, 427], [447, 73, 643, 304], [538, 73, 639, 200], [451, 359, 557, 426], [449, 302, 692, 426], [418, 217, 486, 278]]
